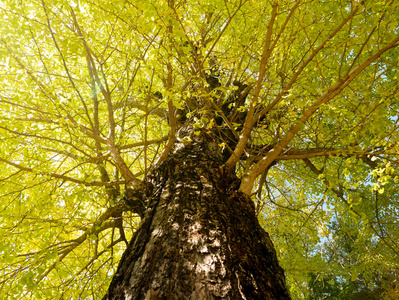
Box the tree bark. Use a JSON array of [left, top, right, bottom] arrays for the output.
[[103, 134, 290, 299]]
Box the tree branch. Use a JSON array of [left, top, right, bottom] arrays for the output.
[[155, 0, 176, 165], [224, 1, 278, 170], [239, 33, 399, 194], [0, 157, 123, 187], [254, 0, 367, 122]]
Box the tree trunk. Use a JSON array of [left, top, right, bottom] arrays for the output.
[[103, 135, 291, 299]]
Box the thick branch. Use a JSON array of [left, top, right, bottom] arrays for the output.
[[254, 0, 367, 122], [155, 0, 176, 165], [36, 200, 129, 284], [224, 1, 278, 169], [275, 148, 387, 160], [239, 34, 399, 194]]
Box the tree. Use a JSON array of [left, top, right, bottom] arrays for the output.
[[306, 221, 397, 300], [0, 0, 398, 299]]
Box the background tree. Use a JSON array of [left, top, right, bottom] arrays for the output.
[[305, 221, 397, 300], [0, 0, 398, 299]]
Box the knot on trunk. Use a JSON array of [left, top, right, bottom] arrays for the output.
[[124, 182, 153, 218]]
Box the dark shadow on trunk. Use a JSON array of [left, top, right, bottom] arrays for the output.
[[103, 134, 290, 299]]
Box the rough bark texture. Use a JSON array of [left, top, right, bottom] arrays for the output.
[[103, 134, 290, 299]]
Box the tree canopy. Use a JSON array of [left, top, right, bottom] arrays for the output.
[[0, 0, 398, 299]]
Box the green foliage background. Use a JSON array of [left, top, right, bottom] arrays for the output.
[[0, 0, 398, 298]]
